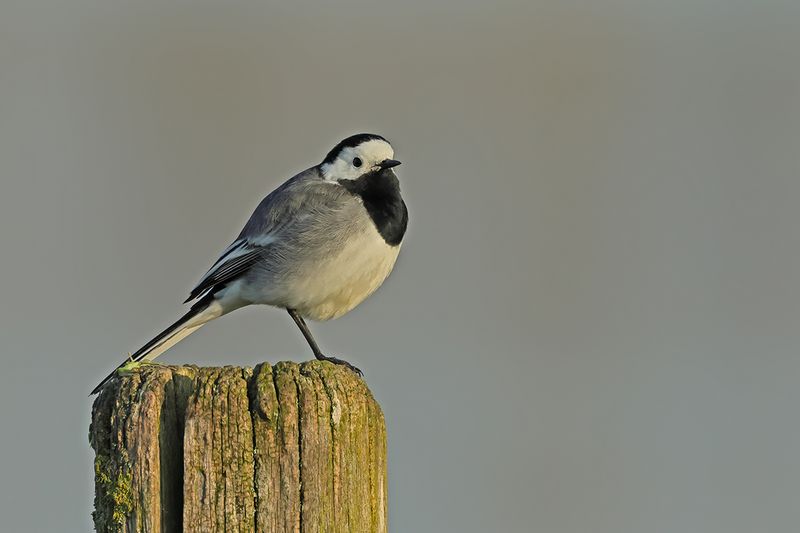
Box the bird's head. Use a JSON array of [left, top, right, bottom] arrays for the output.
[[320, 133, 401, 182]]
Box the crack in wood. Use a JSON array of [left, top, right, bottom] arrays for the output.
[[90, 361, 386, 533]]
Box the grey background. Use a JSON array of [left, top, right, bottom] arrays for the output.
[[2, 1, 799, 532]]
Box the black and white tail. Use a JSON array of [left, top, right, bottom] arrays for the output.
[[90, 296, 222, 395]]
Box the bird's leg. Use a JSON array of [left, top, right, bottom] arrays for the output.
[[287, 308, 363, 376]]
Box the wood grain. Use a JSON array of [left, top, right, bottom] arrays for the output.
[[90, 361, 387, 533]]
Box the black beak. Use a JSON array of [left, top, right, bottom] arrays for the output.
[[378, 159, 402, 170]]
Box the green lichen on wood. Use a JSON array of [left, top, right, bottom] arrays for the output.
[[89, 378, 135, 533], [183, 366, 255, 532], [92, 452, 133, 530], [90, 360, 387, 532]]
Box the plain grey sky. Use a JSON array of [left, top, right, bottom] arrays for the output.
[[2, 1, 800, 532]]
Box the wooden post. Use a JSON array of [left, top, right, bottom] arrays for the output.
[[89, 361, 388, 533]]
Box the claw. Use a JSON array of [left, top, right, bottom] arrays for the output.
[[317, 354, 363, 376]]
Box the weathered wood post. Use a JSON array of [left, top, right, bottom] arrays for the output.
[[89, 361, 387, 533]]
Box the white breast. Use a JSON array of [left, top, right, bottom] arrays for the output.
[[287, 225, 400, 321]]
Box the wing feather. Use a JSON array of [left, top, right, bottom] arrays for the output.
[[184, 243, 268, 302]]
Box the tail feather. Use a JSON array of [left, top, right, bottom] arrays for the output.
[[90, 296, 220, 395]]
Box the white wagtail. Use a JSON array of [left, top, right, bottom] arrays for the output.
[[92, 133, 407, 394]]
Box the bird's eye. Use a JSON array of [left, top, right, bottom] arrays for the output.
[[353, 157, 363, 168]]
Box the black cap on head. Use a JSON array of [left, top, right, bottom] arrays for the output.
[[322, 133, 388, 165]]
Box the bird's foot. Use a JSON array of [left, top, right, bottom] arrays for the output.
[[315, 354, 363, 376]]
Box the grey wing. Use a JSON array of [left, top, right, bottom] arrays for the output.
[[183, 239, 270, 302], [185, 169, 348, 302]]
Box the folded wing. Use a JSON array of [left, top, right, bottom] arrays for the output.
[[184, 171, 345, 303], [184, 240, 270, 302]]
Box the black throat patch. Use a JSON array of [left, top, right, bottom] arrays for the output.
[[340, 169, 408, 246]]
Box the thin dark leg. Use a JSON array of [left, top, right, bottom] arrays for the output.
[[287, 309, 362, 376], [287, 308, 323, 356]]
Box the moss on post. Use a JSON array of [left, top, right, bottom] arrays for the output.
[[89, 361, 387, 533]]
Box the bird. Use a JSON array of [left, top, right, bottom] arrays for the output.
[[91, 133, 407, 395]]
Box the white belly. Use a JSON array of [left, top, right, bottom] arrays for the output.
[[288, 227, 400, 321]]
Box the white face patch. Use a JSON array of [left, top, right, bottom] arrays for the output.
[[321, 139, 395, 181]]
